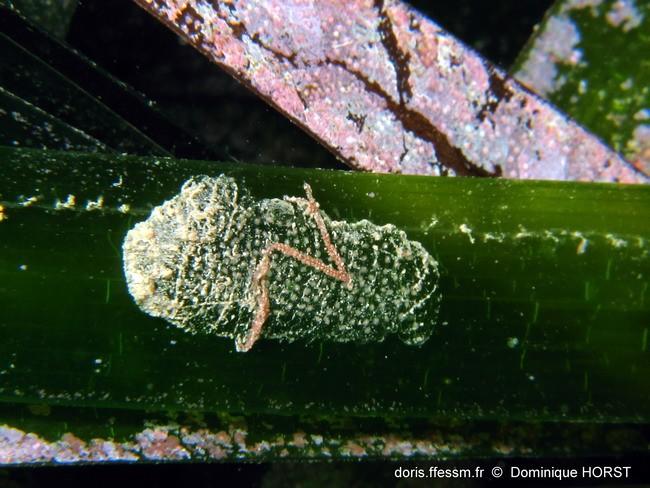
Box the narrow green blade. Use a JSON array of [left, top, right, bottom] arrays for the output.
[[1, 147, 648, 425], [0, 86, 108, 152], [0, 6, 218, 158], [0, 26, 168, 156]]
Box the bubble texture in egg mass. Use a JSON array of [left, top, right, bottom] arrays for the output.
[[122, 175, 440, 351]]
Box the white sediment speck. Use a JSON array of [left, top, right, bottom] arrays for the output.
[[606, 234, 628, 248], [507, 337, 519, 348], [19, 196, 40, 207], [574, 232, 589, 254], [459, 223, 475, 244], [515, 15, 583, 96], [55, 195, 76, 210], [85, 196, 104, 211], [606, 0, 643, 31], [633, 109, 650, 121]]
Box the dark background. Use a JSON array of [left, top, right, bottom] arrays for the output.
[[4, 458, 650, 487]]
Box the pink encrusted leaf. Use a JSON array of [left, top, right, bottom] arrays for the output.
[[132, 0, 648, 183]]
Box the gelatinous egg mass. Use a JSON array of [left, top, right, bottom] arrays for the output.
[[122, 175, 440, 351]]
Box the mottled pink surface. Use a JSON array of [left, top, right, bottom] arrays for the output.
[[134, 0, 648, 183]]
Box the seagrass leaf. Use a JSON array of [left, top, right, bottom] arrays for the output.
[[513, 0, 650, 174], [1, 402, 648, 463], [0, 86, 108, 152], [0, 146, 648, 421], [0, 5, 216, 158], [130, 0, 647, 183], [1, 146, 649, 462]]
